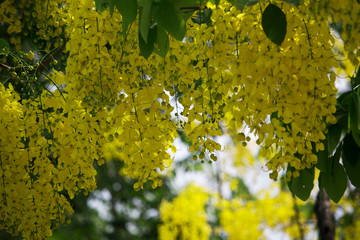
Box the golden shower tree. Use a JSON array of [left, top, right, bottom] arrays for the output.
[[0, 0, 359, 238]]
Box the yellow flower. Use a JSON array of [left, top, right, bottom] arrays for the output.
[[27, 51, 34, 60]]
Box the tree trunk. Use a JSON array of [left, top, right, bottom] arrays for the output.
[[314, 189, 335, 240]]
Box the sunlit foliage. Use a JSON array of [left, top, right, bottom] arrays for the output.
[[0, 0, 359, 238]]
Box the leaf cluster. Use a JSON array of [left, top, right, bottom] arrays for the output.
[[287, 67, 360, 203]]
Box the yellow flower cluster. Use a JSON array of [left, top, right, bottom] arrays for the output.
[[0, 0, 356, 237], [159, 184, 306, 240], [0, 78, 109, 238], [0, 0, 68, 50], [203, 1, 338, 177], [45, 0, 342, 187], [0, 85, 74, 239], [158, 184, 211, 240], [309, 0, 360, 67], [219, 199, 263, 239], [219, 191, 306, 239], [61, 0, 177, 190]]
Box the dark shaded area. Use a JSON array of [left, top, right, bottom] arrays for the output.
[[47, 160, 175, 240], [315, 189, 335, 240]]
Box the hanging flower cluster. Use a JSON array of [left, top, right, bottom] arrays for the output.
[[158, 183, 307, 239], [1, 0, 358, 238], [158, 184, 211, 240], [0, 0, 68, 51]]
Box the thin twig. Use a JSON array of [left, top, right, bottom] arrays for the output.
[[37, 38, 69, 75], [0, 38, 70, 79], [302, 19, 314, 59]]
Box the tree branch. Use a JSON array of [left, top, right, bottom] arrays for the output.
[[0, 38, 69, 79], [314, 189, 335, 240], [37, 38, 69, 75]]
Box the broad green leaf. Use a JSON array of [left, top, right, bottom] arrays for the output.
[[350, 93, 360, 132], [138, 25, 157, 59], [342, 134, 360, 187], [327, 123, 343, 154], [152, 0, 184, 41], [122, 20, 130, 38], [336, 111, 349, 134], [169, 0, 203, 10], [352, 131, 360, 147], [176, 0, 198, 22], [234, 0, 246, 11], [94, 0, 108, 12], [0, 38, 9, 55], [155, 27, 169, 58], [320, 159, 347, 203], [115, 0, 138, 23], [287, 166, 314, 201], [315, 142, 330, 173], [339, 91, 353, 133], [339, 91, 352, 108], [262, 4, 287, 46], [108, 0, 115, 16], [168, 0, 203, 21], [172, 18, 186, 41], [139, 0, 153, 43]]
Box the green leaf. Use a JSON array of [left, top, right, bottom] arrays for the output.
[[108, 0, 115, 16], [350, 65, 360, 88], [0, 38, 10, 55], [234, 0, 246, 11], [262, 4, 287, 46], [327, 123, 343, 154], [122, 20, 130, 38], [338, 91, 353, 133], [94, 0, 108, 12], [139, 0, 153, 43], [169, 0, 203, 11], [155, 27, 169, 57], [287, 166, 314, 201], [115, 0, 138, 23], [350, 93, 360, 132], [352, 131, 360, 147], [339, 91, 352, 108], [152, 0, 184, 41], [208, 0, 220, 6], [342, 134, 360, 187], [315, 142, 330, 173], [320, 159, 347, 203], [138, 25, 157, 59], [173, 19, 186, 41]]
